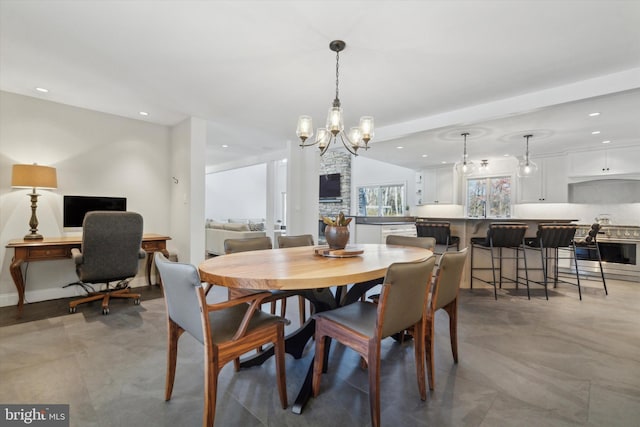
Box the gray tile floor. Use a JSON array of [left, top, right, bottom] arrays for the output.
[[1, 277, 639, 426]]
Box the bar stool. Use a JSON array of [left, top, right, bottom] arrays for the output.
[[470, 222, 530, 300], [525, 223, 579, 300], [572, 223, 608, 299], [415, 220, 460, 255]]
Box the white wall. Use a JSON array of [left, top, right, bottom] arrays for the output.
[[205, 163, 267, 221], [0, 91, 175, 306]]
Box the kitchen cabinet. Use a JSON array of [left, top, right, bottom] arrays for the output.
[[417, 167, 454, 204], [355, 223, 416, 244], [569, 147, 640, 177], [517, 156, 568, 203]]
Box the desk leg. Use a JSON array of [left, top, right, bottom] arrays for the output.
[[145, 249, 169, 286], [9, 257, 26, 318]]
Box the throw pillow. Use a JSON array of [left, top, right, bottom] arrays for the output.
[[248, 221, 265, 231], [224, 223, 250, 232]]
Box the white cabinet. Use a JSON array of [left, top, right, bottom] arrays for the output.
[[415, 172, 424, 205], [518, 156, 568, 203], [569, 147, 640, 177], [419, 167, 454, 204], [355, 223, 416, 244]]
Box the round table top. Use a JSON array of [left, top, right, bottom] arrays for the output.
[[198, 243, 433, 290]]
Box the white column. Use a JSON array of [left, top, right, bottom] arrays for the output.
[[286, 140, 320, 242]]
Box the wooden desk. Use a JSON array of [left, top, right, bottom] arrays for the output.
[[6, 233, 171, 316], [198, 243, 433, 414]]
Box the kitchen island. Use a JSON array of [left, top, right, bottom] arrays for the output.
[[422, 217, 579, 289], [354, 216, 580, 289]]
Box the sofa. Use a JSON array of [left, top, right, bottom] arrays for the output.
[[205, 219, 267, 256]]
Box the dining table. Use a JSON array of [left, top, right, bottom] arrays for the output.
[[198, 243, 433, 414]]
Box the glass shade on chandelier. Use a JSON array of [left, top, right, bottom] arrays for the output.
[[517, 134, 538, 178], [455, 132, 476, 175], [296, 40, 374, 156]]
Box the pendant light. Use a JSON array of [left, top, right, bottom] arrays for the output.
[[296, 40, 374, 156], [455, 132, 476, 175], [517, 134, 538, 177]]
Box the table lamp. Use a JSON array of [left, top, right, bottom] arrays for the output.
[[11, 164, 58, 240]]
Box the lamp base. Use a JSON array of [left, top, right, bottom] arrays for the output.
[[24, 232, 44, 240]]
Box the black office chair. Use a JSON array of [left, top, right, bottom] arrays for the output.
[[415, 220, 460, 255], [65, 211, 146, 314], [525, 223, 579, 300], [470, 223, 530, 300]]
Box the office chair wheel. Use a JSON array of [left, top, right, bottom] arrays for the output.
[[69, 306, 76, 314], [102, 307, 110, 315], [134, 298, 141, 305]]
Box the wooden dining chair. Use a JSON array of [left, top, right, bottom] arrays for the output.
[[223, 236, 292, 320], [424, 248, 467, 390], [277, 234, 315, 325], [312, 256, 437, 427], [154, 252, 288, 427]]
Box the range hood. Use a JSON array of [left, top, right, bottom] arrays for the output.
[[569, 179, 640, 204]]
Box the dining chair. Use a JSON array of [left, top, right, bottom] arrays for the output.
[[154, 252, 288, 427], [312, 255, 437, 427], [424, 248, 467, 390], [223, 236, 292, 320], [277, 234, 315, 325], [369, 236, 436, 308], [385, 234, 436, 251]]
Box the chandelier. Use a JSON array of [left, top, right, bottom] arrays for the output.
[[455, 132, 476, 175], [296, 40, 374, 156], [517, 134, 538, 177]]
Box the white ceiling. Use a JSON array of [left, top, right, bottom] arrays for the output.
[[1, 0, 639, 170]]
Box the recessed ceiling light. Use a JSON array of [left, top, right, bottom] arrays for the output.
[[221, 144, 229, 148], [441, 161, 447, 164], [396, 146, 404, 149], [35, 87, 48, 93], [139, 111, 149, 116], [503, 154, 510, 157], [589, 112, 600, 117], [421, 154, 428, 158], [601, 140, 611, 144], [592, 130, 600, 135]]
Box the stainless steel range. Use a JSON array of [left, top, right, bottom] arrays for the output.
[[570, 224, 640, 282]]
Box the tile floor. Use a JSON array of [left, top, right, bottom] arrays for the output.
[[1, 277, 639, 426]]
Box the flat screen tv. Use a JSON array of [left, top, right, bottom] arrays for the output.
[[63, 195, 127, 228], [319, 173, 341, 198]]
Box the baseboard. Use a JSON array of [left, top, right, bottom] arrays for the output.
[[0, 276, 149, 308]]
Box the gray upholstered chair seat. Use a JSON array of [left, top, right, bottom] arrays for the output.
[[207, 304, 284, 344], [313, 302, 378, 338]]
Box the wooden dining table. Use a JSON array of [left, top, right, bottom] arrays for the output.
[[198, 243, 433, 414]]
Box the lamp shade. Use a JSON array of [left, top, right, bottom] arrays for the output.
[[11, 164, 58, 189]]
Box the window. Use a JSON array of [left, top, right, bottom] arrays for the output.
[[357, 184, 406, 216], [466, 176, 512, 218]]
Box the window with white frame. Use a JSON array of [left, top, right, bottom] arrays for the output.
[[466, 176, 512, 218], [357, 183, 406, 216]]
